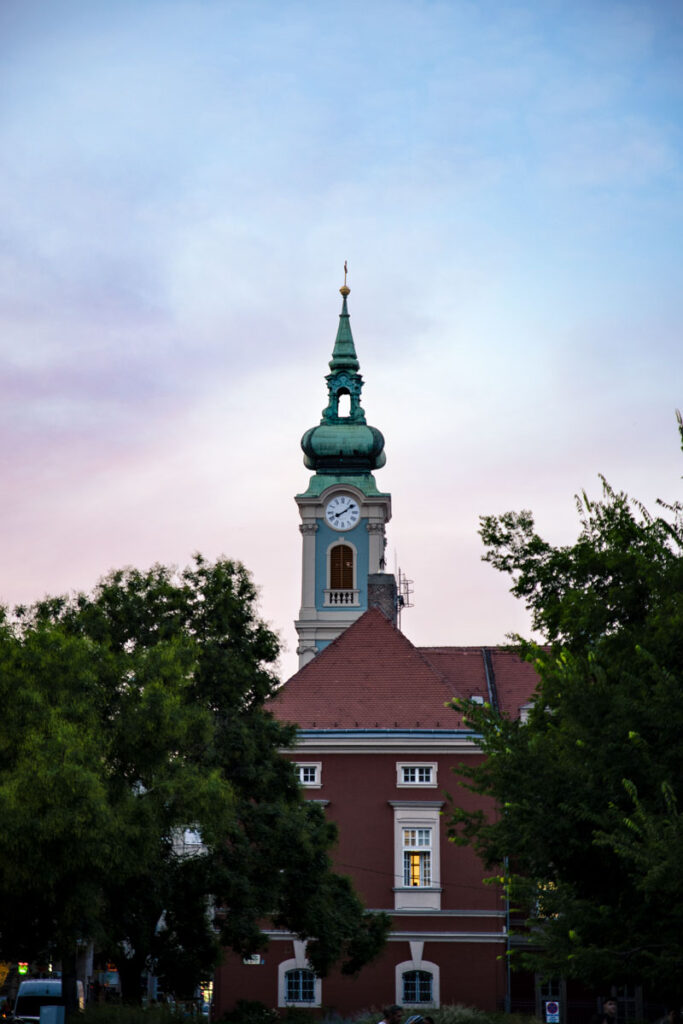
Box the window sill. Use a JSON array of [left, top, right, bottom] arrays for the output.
[[394, 886, 443, 893], [393, 887, 442, 911]]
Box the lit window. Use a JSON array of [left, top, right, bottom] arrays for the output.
[[402, 970, 433, 1004], [391, 801, 443, 910], [295, 763, 321, 788], [285, 969, 316, 1003], [403, 828, 432, 886]]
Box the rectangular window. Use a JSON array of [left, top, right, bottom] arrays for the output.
[[403, 828, 432, 886], [285, 969, 315, 1003], [295, 763, 321, 788], [396, 763, 437, 788], [402, 970, 433, 1004], [391, 800, 443, 910]]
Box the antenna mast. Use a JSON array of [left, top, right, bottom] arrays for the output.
[[396, 567, 414, 631]]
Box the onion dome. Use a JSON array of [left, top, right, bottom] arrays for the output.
[[301, 268, 386, 476]]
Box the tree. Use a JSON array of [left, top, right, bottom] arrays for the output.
[[448, 421, 683, 1002], [0, 615, 116, 990], [0, 556, 388, 1003]]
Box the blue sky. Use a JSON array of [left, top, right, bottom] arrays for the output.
[[1, 0, 682, 678]]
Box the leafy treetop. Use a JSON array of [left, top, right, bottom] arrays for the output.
[[449, 419, 683, 1001], [0, 555, 388, 1002]]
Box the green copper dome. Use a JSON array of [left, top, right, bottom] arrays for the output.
[[300, 280, 386, 477], [302, 423, 386, 473]]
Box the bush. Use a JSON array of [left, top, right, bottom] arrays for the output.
[[214, 1002, 542, 1024], [320, 1008, 541, 1024], [219, 1000, 278, 1024], [82, 1007, 186, 1024], [435, 1009, 541, 1024]]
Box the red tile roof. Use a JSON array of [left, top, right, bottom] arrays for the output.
[[419, 648, 490, 704], [490, 649, 540, 717], [270, 609, 539, 730]]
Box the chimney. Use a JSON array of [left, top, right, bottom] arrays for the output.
[[367, 573, 398, 625]]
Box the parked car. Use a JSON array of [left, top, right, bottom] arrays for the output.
[[13, 979, 84, 1021]]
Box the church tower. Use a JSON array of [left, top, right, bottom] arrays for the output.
[[295, 271, 394, 667]]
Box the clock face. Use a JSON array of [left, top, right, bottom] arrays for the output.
[[325, 495, 360, 531]]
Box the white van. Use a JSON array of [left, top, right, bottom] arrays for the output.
[[13, 979, 84, 1021]]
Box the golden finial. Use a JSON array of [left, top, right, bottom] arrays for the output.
[[340, 260, 350, 296]]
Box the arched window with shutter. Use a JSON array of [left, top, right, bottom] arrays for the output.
[[325, 543, 359, 606], [330, 544, 353, 589]]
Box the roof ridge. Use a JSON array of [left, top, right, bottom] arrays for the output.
[[284, 606, 394, 685], [420, 644, 510, 653], [271, 608, 471, 730], [272, 618, 540, 728]]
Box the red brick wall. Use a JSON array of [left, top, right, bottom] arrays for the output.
[[287, 750, 500, 912], [215, 938, 507, 1017], [213, 748, 507, 1018]]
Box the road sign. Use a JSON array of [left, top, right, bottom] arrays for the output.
[[545, 1001, 560, 1023]]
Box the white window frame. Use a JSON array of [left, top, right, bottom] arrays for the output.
[[390, 801, 443, 910], [324, 540, 360, 607], [403, 827, 432, 887], [284, 968, 316, 1004], [295, 762, 322, 789], [401, 968, 435, 1005], [278, 941, 321, 1008], [396, 762, 438, 788], [519, 702, 533, 723], [396, 944, 439, 1008]]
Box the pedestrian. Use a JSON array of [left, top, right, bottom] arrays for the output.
[[378, 1006, 402, 1024], [654, 1008, 681, 1024], [592, 997, 618, 1024]]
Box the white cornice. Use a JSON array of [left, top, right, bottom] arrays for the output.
[[263, 928, 506, 944], [375, 909, 506, 919], [281, 730, 482, 755], [388, 930, 506, 944]]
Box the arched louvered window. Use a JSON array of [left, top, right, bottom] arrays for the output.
[[330, 544, 354, 590]]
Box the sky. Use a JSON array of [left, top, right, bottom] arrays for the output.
[[1, 0, 682, 680]]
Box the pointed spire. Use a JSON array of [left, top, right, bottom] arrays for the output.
[[329, 260, 359, 372], [300, 265, 386, 477]]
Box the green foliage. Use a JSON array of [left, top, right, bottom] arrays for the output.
[[84, 1006, 541, 1024], [281, 1009, 320, 1024], [318, 1008, 541, 1024], [82, 1007, 186, 1024], [0, 556, 388, 998], [219, 999, 278, 1024], [433, 1009, 539, 1024], [449, 421, 683, 996]]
